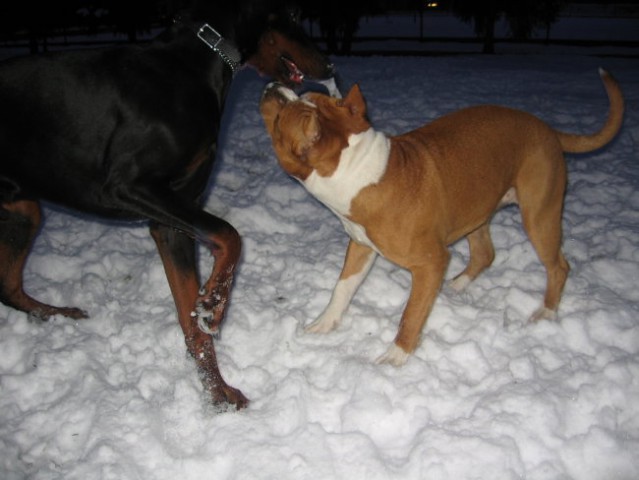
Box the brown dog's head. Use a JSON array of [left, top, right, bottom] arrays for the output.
[[260, 83, 371, 179]]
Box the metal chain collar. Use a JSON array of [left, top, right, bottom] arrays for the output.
[[196, 24, 241, 74]]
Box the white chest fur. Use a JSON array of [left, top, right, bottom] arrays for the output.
[[302, 128, 390, 251]]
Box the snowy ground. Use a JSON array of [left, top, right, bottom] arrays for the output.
[[1, 52, 638, 479]]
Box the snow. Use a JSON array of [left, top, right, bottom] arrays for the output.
[[1, 51, 639, 479]]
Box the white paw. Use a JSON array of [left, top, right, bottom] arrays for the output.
[[449, 274, 471, 293], [305, 314, 339, 334], [529, 306, 557, 322], [375, 343, 410, 367]]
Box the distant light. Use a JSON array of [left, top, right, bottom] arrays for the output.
[[426, 2, 439, 8]]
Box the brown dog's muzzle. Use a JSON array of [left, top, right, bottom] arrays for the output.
[[261, 82, 298, 103], [259, 82, 301, 127]]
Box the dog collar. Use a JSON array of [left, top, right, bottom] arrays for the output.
[[196, 24, 241, 74], [173, 17, 241, 74]]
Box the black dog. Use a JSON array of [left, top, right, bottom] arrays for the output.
[[0, 1, 333, 409]]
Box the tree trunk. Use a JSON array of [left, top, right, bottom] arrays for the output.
[[482, 1, 497, 54], [482, 17, 495, 53]]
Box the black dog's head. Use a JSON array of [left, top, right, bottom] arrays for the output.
[[191, 0, 334, 86]]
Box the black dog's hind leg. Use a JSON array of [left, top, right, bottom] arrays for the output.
[[0, 199, 88, 320], [150, 222, 248, 409]]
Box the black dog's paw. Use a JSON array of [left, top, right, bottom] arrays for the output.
[[28, 306, 89, 322]]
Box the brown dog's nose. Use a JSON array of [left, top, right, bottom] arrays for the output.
[[261, 82, 283, 105], [262, 82, 283, 96], [261, 82, 299, 104]]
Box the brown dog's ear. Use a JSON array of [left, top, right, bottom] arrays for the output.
[[343, 84, 367, 117], [303, 111, 320, 142], [294, 111, 321, 157], [259, 100, 280, 137]]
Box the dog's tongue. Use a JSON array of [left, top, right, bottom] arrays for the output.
[[281, 56, 304, 84]]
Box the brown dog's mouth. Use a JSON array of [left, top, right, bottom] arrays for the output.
[[281, 56, 305, 84]]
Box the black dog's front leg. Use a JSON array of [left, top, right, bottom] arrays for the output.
[[150, 222, 247, 409], [192, 221, 242, 338]]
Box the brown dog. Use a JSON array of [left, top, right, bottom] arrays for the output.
[[260, 70, 624, 365]]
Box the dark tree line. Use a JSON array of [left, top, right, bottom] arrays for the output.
[[301, 0, 386, 55], [302, 0, 567, 55], [0, 1, 186, 53], [1, 0, 568, 55], [450, 0, 567, 53]]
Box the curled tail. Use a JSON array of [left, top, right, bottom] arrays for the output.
[[557, 68, 624, 154]]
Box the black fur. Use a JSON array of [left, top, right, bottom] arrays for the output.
[[0, 0, 332, 408]]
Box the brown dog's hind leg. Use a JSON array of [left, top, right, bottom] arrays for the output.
[[449, 223, 495, 292], [518, 158, 570, 322], [150, 223, 248, 409], [526, 218, 570, 322], [377, 244, 450, 366], [0, 200, 87, 320]]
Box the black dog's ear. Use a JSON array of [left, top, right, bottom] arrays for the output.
[[264, 1, 301, 23], [284, 3, 302, 24]]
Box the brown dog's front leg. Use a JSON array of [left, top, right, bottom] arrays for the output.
[[377, 246, 450, 366], [306, 240, 376, 334], [151, 223, 247, 409]]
